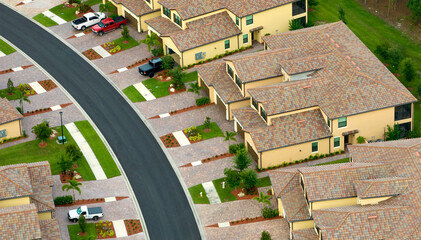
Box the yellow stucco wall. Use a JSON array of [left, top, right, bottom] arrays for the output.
[[198, 76, 216, 103], [358, 196, 392, 205], [228, 99, 250, 120], [0, 119, 22, 142], [292, 220, 315, 230], [0, 197, 30, 209], [144, 0, 160, 11], [244, 76, 283, 98], [38, 211, 52, 220], [140, 11, 161, 32], [311, 197, 358, 212], [278, 198, 286, 217]]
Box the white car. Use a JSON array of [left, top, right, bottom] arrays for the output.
[[68, 205, 103, 222], [72, 12, 106, 31]]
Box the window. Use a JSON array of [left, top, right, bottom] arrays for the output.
[[338, 117, 347, 128], [260, 106, 267, 121], [246, 15, 253, 25], [236, 16, 239, 26], [163, 7, 170, 18], [312, 142, 318, 152], [243, 34, 248, 44], [167, 47, 175, 54], [264, 43, 268, 50], [227, 65, 233, 78], [395, 103, 411, 121], [173, 13, 181, 26], [334, 137, 340, 148], [398, 122, 411, 138], [292, 0, 306, 16], [0, 129, 6, 138], [195, 52, 205, 60], [252, 98, 258, 110], [235, 75, 242, 90], [145, 0, 150, 2], [327, 119, 330, 128], [225, 39, 230, 49]]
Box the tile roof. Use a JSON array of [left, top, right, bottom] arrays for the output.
[[299, 162, 393, 202], [39, 219, 61, 240], [0, 97, 22, 124], [291, 228, 318, 240], [110, 0, 156, 16], [196, 62, 246, 103], [0, 165, 32, 200], [0, 204, 42, 240], [145, 16, 183, 36], [354, 177, 411, 199], [158, 0, 296, 19], [232, 107, 331, 152]]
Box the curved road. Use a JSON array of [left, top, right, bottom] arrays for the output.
[[0, 3, 201, 240]]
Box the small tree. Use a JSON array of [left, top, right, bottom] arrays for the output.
[[161, 55, 175, 70], [7, 78, 14, 94], [387, 47, 403, 71], [32, 121, 53, 145], [121, 25, 130, 40], [224, 131, 237, 146], [139, 32, 161, 53], [241, 169, 258, 194], [253, 192, 271, 208], [17, 90, 31, 114], [288, 19, 303, 31], [224, 168, 241, 189], [65, 144, 83, 162], [385, 124, 401, 141], [261, 230, 272, 240], [375, 42, 391, 60], [203, 117, 211, 129], [407, 0, 421, 23], [233, 149, 251, 172], [400, 58, 417, 82], [356, 136, 366, 144], [62, 177, 82, 201], [79, 214, 87, 233], [99, 1, 116, 16], [57, 153, 74, 174], [338, 5, 346, 24], [308, 0, 318, 6], [187, 82, 203, 98], [169, 67, 186, 90]]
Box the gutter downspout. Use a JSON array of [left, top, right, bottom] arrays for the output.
[[259, 152, 262, 170]]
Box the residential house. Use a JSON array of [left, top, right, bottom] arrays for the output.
[[145, 0, 308, 66], [0, 161, 61, 239], [0, 97, 23, 143], [106, 0, 161, 32], [269, 138, 421, 239], [199, 22, 416, 169]]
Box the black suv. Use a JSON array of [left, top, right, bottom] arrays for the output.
[[138, 58, 162, 78]]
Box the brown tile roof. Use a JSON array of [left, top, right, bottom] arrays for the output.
[[145, 16, 183, 36], [0, 98, 22, 124], [110, 0, 156, 16], [39, 218, 61, 240], [354, 177, 411, 199], [233, 107, 331, 152], [291, 228, 318, 240], [0, 165, 32, 200], [158, 0, 296, 19], [196, 62, 246, 103], [0, 204, 42, 240], [299, 162, 393, 202]]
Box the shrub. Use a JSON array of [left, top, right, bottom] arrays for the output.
[[261, 207, 279, 218], [79, 214, 87, 233], [7, 78, 14, 94], [184, 126, 199, 137], [233, 149, 251, 171], [400, 58, 417, 82], [338, 5, 346, 24], [224, 168, 241, 188], [196, 97, 210, 106], [357, 136, 366, 144], [54, 195, 73, 205], [387, 47, 404, 70], [203, 116, 211, 129], [152, 47, 164, 57], [121, 25, 130, 40], [78, 2, 91, 13], [161, 55, 175, 70], [288, 19, 303, 31], [241, 169, 258, 193], [261, 230, 272, 240], [229, 143, 245, 154]]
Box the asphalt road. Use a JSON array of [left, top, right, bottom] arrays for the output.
[[0, 4, 202, 240]]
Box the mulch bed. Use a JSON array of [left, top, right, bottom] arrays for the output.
[[183, 130, 202, 144], [38, 79, 57, 91], [149, 103, 215, 119], [56, 196, 130, 207], [160, 133, 180, 148], [60, 171, 83, 183], [124, 219, 143, 235], [76, 9, 93, 18], [102, 42, 124, 55], [23, 103, 73, 117], [206, 216, 282, 228], [231, 188, 258, 200], [0, 65, 33, 75], [0, 135, 27, 145], [180, 152, 234, 167], [109, 57, 154, 74], [168, 87, 186, 95], [67, 29, 92, 39], [96, 221, 116, 239], [82, 48, 102, 60], [154, 71, 171, 81]]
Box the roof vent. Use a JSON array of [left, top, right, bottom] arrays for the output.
[[367, 215, 378, 219], [416, 152, 420, 157], [206, 22, 213, 26], [335, 44, 340, 48], [297, 120, 305, 124], [302, 85, 311, 89], [326, 33, 330, 37]]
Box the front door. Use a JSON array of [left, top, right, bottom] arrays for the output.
[[344, 135, 350, 145]]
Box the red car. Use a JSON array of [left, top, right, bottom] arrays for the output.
[[92, 16, 127, 36]]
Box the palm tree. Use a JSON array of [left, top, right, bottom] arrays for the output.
[[224, 131, 237, 146], [62, 177, 82, 201], [187, 82, 203, 98], [17, 90, 30, 114], [139, 32, 161, 53], [253, 192, 271, 208], [99, 1, 116, 16]]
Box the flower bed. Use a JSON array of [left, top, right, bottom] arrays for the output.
[[38, 79, 57, 91], [23, 108, 52, 117], [183, 126, 202, 144], [180, 152, 233, 167], [0, 65, 33, 75], [206, 215, 282, 228], [149, 103, 215, 119], [102, 41, 122, 55], [160, 133, 180, 148], [0, 135, 27, 144], [124, 219, 143, 235], [109, 57, 154, 74], [96, 220, 115, 239], [82, 48, 102, 60]]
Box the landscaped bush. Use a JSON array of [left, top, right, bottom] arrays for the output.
[[196, 97, 210, 106], [152, 48, 164, 57], [54, 195, 73, 205], [357, 136, 366, 144], [184, 126, 199, 138], [229, 143, 246, 154], [261, 207, 279, 219]]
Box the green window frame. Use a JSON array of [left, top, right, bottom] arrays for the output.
[[260, 107, 267, 121], [227, 64, 233, 78], [312, 142, 318, 152], [243, 34, 248, 44], [236, 16, 239, 26], [235, 75, 242, 90], [0, 129, 6, 138], [252, 98, 258, 110], [327, 119, 330, 128], [225, 39, 230, 49], [163, 7, 170, 18], [246, 15, 253, 25], [264, 43, 268, 50], [338, 117, 347, 128], [334, 137, 340, 148], [173, 13, 181, 26]]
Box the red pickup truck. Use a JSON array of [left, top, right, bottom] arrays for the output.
[[92, 16, 127, 36]]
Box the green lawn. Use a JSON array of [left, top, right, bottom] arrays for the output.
[[143, 71, 198, 99], [0, 126, 95, 181], [33, 13, 58, 27], [212, 176, 272, 203], [310, 0, 421, 131], [68, 223, 97, 240], [113, 36, 139, 50], [255, 176, 272, 188], [0, 88, 21, 101], [74, 121, 121, 178], [50, 0, 102, 22], [196, 122, 224, 140], [188, 184, 210, 204], [0, 39, 15, 55], [122, 85, 146, 103], [316, 157, 350, 166]]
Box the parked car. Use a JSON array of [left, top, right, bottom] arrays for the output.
[[72, 12, 106, 31], [68, 206, 103, 222], [138, 58, 163, 77], [92, 16, 127, 36]]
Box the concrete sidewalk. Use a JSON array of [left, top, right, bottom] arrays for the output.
[[133, 82, 155, 101], [42, 10, 66, 25]]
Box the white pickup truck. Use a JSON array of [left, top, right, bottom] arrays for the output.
[[68, 206, 103, 222], [72, 12, 106, 31]]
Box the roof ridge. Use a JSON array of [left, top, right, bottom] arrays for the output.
[[278, 172, 298, 196], [31, 197, 54, 211], [290, 204, 309, 221], [0, 208, 36, 216], [0, 171, 32, 196], [359, 181, 374, 198], [300, 162, 391, 175]]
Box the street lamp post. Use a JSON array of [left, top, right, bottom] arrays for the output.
[[60, 111, 64, 144]]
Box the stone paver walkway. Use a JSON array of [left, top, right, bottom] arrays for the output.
[[65, 122, 107, 180], [133, 82, 155, 101], [42, 10, 66, 24], [173, 130, 190, 146], [28, 81, 46, 94], [92, 45, 111, 58], [202, 181, 221, 204], [0, 50, 5, 57], [113, 220, 128, 238]]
